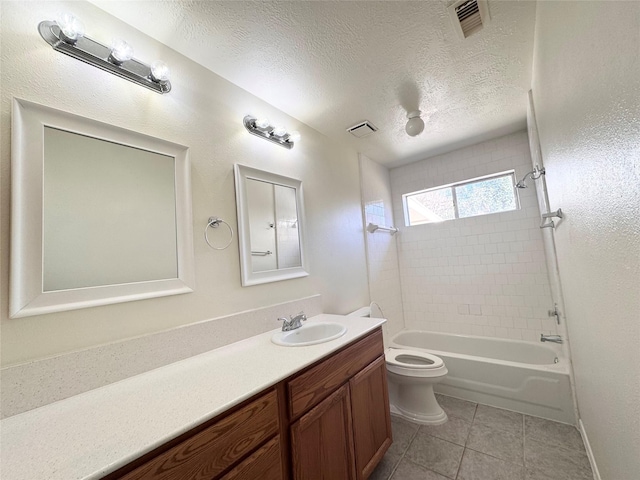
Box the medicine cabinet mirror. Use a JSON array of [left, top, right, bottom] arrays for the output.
[[10, 98, 195, 318], [234, 164, 308, 286]]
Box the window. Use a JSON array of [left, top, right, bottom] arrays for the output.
[[403, 171, 519, 226]]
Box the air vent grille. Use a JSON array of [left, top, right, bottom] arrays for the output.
[[347, 121, 378, 138], [457, 0, 481, 34], [448, 0, 490, 39]]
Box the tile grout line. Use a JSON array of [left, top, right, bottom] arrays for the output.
[[463, 404, 526, 477], [462, 445, 525, 467], [408, 425, 467, 480], [522, 414, 527, 471], [454, 403, 478, 480], [388, 397, 590, 480], [386, 424, 421, 480]]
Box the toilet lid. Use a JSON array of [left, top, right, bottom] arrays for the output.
[[385, 348, 444, 369]]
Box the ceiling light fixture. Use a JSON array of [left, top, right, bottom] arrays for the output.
[[38, 13, 172, 94], [405, 110, 425, 137], [243, 115, 300, 149]]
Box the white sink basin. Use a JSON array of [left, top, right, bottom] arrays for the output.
[[272, 322, 347, 347]]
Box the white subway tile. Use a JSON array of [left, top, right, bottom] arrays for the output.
[[389, 132, 552, 344], [495, 327, 509, 338]]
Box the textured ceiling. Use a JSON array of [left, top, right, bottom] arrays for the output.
[[91, 1, 537, 167]]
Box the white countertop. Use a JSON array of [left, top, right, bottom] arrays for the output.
[[0, 314, 384, 480]]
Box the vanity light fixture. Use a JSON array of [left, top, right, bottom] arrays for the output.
[[243, 115, 301, 149], [38, 13, 171, 94]]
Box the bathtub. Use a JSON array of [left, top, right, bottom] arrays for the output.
[[389, 330, 576, 424]]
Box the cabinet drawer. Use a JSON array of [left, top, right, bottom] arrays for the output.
[[287, 328, 383, 419], [219, 435, 282, 480], [117, 390, 279, 480]]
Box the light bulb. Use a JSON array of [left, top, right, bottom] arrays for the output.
[[272, 126, 287, 137], [405, 110, 425, 137], [150, 61, 170, 83], [255, 117, 270, 129], [56, 12, 85, 44], [287, 131, 301, 143], [109, 38, 134, 65]]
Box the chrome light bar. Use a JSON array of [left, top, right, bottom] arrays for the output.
[[38, 19, 171, 94], [243, 115, 300, 149]]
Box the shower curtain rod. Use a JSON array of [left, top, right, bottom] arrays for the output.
[[367, 222, 399, 235]]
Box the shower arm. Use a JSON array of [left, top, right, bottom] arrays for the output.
[[514, 166, 562, 228], [515, 166, 545, 188]]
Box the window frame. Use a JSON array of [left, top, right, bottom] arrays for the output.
[[402, 170, 520, 226]]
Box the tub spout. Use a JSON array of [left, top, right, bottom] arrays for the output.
[[540, 334, 563, 344]]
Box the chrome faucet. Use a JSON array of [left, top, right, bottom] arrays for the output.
[[540, 334, 563, 344], [278, 311, 307, 332]]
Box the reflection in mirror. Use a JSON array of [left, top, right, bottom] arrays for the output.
[[234, 164, 308, 286], [10, 98, 194, 318], [274, 184, 301, 269], [43, 127, 178, 291], [246, 179, 301, 273]]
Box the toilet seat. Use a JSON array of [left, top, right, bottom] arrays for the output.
[[386, 348, 443, 368], [385, 348, 447, 378]]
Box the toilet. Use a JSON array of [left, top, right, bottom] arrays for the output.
[[385, 348, 448, 425], [347, 305, 448, 425]]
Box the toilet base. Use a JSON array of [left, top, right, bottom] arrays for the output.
[[387, 371, 448, 426], [390, 403, 448, 425]]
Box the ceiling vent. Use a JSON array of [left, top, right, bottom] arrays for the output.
[[448, 0, 490, 39], [347, 121, 378, 138]]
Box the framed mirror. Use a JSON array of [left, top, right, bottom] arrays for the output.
[[234, 164, 308, 286], [10, 98, 195, 318]]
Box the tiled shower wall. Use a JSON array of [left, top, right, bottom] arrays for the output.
[[390, 132, 557, 342], [359, 154, 405, 343]]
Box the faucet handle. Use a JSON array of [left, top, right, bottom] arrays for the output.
[[277, 317, 288, 323]]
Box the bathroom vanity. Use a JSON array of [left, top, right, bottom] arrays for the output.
[[0, 315, 391, 480]]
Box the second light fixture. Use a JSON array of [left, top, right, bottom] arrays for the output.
[[243, 116, 301, 149]]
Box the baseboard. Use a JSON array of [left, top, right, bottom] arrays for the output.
[[578, 419, 602, 480]]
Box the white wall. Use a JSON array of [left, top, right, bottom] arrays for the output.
[[0, 1, 369, 366], [359, 154, 405, 342], [532, 2, 640, 478], [390, 132, 557, 342]]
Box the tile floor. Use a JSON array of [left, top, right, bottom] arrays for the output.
[[371, 394, 593, 480]]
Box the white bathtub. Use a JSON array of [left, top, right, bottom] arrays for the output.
[[389, 330, 576, 424]]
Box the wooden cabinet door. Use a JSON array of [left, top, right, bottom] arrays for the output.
[[349, 356, 392, 480], [290, 384, 356, 480]]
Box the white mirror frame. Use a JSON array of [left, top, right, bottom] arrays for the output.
[[10, 98, 195, 318], [234, 164, 308, 286]]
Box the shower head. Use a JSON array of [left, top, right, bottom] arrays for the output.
[[515, 166, 545, 189]]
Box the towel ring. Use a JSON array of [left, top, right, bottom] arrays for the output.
[[204, 217, 234, 250]]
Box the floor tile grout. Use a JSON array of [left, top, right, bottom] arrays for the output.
[[463, 445, 524, 466], [522, 414, 527, 469], [386, 422, 421, 480], [383, 395, 589, 480]]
